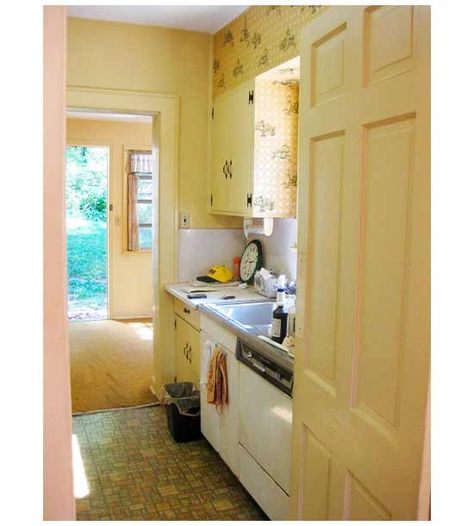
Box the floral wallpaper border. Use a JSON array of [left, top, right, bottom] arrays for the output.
[[213, 5, 326, 97]]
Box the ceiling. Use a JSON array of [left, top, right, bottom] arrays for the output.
[[67, 5, 249, 34]]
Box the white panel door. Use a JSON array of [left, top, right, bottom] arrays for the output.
[[290, 6, 430, 520]]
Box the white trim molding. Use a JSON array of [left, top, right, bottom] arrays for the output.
[[66, 86, 180, 394]]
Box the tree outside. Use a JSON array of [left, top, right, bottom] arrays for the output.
[[66, 146, 108, 320]]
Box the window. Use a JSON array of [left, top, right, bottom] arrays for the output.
[[126, 150, 153, 251]]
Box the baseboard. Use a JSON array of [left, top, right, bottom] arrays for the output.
[[112, 314, 153, 320], [150, 375, 163, 402]]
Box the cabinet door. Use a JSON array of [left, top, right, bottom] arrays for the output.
[[218, 349, 240, 477], [211, 94, 230, 212], [227, 80, 254, 215], [175, 315, 200, 385], [187, 320, 201, 386], [211, 81, 254, 216], [200, 334, 220, 451], [175, 316, 188, 382]]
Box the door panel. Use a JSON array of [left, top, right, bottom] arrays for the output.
[[218, 350, 239, 477], [211, 94, 229, 212], [175, 316, 199, 384], [228, 80, 254, 215], [200, 334, 220, 451], [211, 81, 254, 215], [290, 6, 430, 520], [175, 316, 188, 382]]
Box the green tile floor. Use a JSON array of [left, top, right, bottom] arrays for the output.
[[73, 405, 267, 520]]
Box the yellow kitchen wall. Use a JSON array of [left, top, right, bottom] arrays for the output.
[[67, 117, 153, 319], [67, 17, 241, 229], [212, 5, 325, 97]]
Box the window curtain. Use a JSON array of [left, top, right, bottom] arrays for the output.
[[127, 154, 139, 251]]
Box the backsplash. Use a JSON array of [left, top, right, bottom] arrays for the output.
[[178, 229, 244, 282], [212, 5, 325, 97], [178, 221, 297, 284], [248, 218, 297, 281]]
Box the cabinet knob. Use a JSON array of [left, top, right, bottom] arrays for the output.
[[183, 307, 191, 314]]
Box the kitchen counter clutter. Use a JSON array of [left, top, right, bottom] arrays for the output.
[[165, 280, 294, 520], [165, 281, 295, 373], [164, 281, 267, 309]]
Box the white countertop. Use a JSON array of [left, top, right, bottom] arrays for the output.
[[164, 281, 267, 309]]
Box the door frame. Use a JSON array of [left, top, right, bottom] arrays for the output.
[[65, 141, 112, 319], [66, 86, 179, 394]]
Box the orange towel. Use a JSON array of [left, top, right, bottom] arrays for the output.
[[207, 347, 228, 413]]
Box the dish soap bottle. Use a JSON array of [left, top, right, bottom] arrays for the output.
[[271, 288, 288, 344]]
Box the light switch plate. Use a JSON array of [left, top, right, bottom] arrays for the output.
[[179, 212, 190, 229]]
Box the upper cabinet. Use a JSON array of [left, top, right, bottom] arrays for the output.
[[210, 59, 300, 218]]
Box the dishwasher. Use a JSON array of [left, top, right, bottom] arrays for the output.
[[236, 338, 293, 521]]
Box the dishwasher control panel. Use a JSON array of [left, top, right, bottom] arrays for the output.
[[236, 339, 293, 396]]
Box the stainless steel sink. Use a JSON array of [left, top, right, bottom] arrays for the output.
[[209, 301, 275, 330]]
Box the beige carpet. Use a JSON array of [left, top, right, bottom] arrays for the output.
[[69, 319, 156, 413]]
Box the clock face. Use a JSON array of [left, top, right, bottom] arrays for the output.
[[240, 240, 263, 283]]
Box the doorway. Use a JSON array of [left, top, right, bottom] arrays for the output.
[[66, 144, 109, 320], [66, 112, 156, 414]]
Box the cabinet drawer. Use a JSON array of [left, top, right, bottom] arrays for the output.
[[174, 298, 200, 330]]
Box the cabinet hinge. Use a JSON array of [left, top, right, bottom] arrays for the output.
[[211, 106, 214, 120], [248, 90, 254, 104], [174, 319, 177, 329], [246, 193, 253, 207], [210, 193, 213, 207]]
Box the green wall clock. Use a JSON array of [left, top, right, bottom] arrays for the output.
[[239, 240, 263, 284]]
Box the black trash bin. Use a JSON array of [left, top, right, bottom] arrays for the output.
[[163, 382, 201, 442]]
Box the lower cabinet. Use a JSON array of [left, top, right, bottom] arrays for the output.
[[200, 317, 240, 478], [175, 314, 200, 385], [216, 346, 239, 475]]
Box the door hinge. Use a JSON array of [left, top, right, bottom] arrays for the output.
[[249, 90, 254, 104], [210, 193, 213, 207], [211, 106, 214, 120], [246, 193, 253, 207]]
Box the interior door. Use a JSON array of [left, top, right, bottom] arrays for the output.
[[290, 6, 430, 520]]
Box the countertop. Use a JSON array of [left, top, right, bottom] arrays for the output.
[[165, 280, 294, 374], [164, 281, 267, 309]]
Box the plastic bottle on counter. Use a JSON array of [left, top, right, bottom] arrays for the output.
[[286, 295, 296, 339], [271, 288, 288, 344], [233, 256, 241, 282]]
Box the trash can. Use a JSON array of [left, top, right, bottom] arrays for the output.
[[163, 382, 201, 443]]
